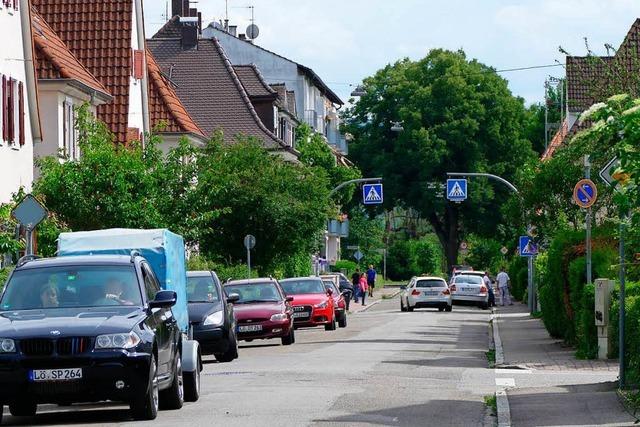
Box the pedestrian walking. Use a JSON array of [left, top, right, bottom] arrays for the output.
[[496, 267, 513, 306], [359, 273, 369, 306], [366, 264, 376, 298], [338, 278, 354, 311], [351, 268, 361, 303], [483, 272, 495, 307]]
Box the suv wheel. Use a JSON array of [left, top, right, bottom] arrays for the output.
[[215, 332, 239, 362], [9, 400, 37, 417], [131, 357, 159, 420], [184, 358, 201, 402], [160, 352, 184, 410]]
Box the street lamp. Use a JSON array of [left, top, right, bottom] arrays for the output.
[[390, 121, 404, 132]]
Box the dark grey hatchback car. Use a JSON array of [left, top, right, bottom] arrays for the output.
[[187, 271, 239, 362]]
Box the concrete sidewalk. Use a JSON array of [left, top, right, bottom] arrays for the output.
[[495, 302, 635, 426], [350, 286, 400, 314]]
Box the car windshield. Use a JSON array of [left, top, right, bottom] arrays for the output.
[[1, 265, 142, 310], [224, 282, 282, 303], [280, 279, 326, 295], [454, 275, 483, 285], [416, 280, 446, 288], [323, 281, 339, 294], [186, 275, 221, 303]]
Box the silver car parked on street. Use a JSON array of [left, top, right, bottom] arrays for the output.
[[450, 274, 489, 309]]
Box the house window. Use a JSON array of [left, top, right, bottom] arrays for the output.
[[279, 118, 286, 142], [2, 76, 16, 146], [62, 100, 78, 159]]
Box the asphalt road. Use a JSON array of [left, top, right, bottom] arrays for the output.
[[2, 298, 495, 426]]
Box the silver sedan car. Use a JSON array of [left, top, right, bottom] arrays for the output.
[[450, 274, 489, 309], [400, 276, 452, 312]]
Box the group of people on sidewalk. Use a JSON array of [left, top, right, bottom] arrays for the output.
[[483, 266, 514, 307], [350, 265, 377, 306]]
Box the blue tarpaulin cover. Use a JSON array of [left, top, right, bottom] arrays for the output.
[[57, 229, 189, 333]]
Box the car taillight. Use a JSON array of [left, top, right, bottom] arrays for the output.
[[450, 285, 456, 291], [411, 289, 421, 296], [442, 289, 450, 295], [480, 286, 487, 293]]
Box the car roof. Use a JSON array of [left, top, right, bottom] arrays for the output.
[[456, 270, 485, 275], [279, 276, 322, 282], [187, 271, 214, 277], [414, 276, 447, 282], [225, 278, 278, 285], [15, 255, 135, 270]]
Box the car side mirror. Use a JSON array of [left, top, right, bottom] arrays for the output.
[[226, 293, 240, 304], [149, 290, 177, 309], [286, 296, 294, 302], [400, 285, 407, 290], [326, 288, 333, 296]]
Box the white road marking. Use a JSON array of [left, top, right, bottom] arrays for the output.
[[496, 377, 516, 387]]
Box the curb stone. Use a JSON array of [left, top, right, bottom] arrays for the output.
[[492, 308, 512, 427]]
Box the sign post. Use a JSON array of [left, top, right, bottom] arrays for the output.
[[573, 174, 597, 286], [244, 234, 256, 279], [11, 194, 48, 257], [519, 236, 538, 312]]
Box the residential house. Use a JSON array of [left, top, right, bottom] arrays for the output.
[[0, 0, 41, 202], [32, 0, 150, 145], [202, 22, 348, 154], [542, 18, 640, 160], [149, 17, 298, 160]]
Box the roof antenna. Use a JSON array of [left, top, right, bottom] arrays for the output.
[[224, 0, 229, 31]]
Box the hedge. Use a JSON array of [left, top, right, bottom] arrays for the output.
[[537, 228, 616, 356], [609, 282, 640, 385]]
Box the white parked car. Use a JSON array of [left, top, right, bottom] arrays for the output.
[[450, 274, 489, 309], [400, 276, 452, 312]]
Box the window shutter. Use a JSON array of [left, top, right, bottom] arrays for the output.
[[18, 81, 24, 146], [7, 78, 14, 144], [1, 75, 5, 142], [133, 50, 144, 80], [12, 0, 17, 10]]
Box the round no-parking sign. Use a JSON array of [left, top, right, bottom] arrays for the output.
[[573, 179, 597, 209]]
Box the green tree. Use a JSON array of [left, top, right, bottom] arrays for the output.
[[343, 49, 535, 269]]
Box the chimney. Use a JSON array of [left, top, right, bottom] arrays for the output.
[[180, 17, 199, 50], [229, 25, 237, 37], [171, 0, 189, 17], [238, 34, 247, 41]]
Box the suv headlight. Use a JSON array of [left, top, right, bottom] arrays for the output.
[[95, 332, 141, 350], [270, 313, 288, 321], [203, 310, 224, 326], [0, 339, 15, 353], [315, 301, 328, 309]]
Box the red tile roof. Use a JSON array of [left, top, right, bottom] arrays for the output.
[[146, 49, 204, 137], [147, 36, 295, 154], [31, 9, 110, 99], [32, 0, 135, 144]]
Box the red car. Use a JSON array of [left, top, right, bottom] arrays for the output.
[[224, 278, 295, 345], [280, 277, 337, 331], [320, 277, 347, 328]]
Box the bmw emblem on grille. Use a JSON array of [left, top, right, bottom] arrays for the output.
[[50, 330, 61, 336]]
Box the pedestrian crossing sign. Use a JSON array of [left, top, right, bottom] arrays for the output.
[[362, 183, 383, 205], [446, 179, 467, 202], [519, 236, 538, 257]]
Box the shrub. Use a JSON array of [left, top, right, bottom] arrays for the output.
[[332, 260, 357, 275], [0, 267, 12, 291], [508, 256, 529, 302]]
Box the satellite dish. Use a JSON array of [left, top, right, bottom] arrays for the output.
[[246, 24, 259, 39]]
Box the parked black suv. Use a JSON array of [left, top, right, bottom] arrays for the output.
[[187, 271, 239, 362], [0, 254, 187, 422]]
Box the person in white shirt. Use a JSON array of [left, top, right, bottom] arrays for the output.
[[483, 273, 495, 307], [496, 267, 513, 306]]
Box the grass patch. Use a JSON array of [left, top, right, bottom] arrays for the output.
[[381, 293, 396, 300], [617, 389, 640, 422], [484, 394, 497, 416], [531, 311, 543, 319], [486, 349, 496, 365]]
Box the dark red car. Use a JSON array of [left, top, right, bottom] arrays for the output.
[[280, 277, 337, 331], [223, 278, 295, 345]]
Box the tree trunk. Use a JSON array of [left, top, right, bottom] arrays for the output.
[[429, 206, 459, 273]]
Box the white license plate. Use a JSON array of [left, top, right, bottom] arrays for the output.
[[238, 325, 262, 332], [30, 368, 82, 382], [461, 287, 475, 292], [424, 291, 439, 296], [293, 312, 309, 318]]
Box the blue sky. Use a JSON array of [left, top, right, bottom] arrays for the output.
[[143, 0, 640, 105]]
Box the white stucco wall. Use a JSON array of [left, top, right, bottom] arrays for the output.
[[127, 0, 145, 134], [0, 3, 34, 202]]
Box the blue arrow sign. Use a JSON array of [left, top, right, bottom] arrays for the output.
[[519, 236, 538, 257], [363, 184, 383, 205], [446, 179, 467, 202]]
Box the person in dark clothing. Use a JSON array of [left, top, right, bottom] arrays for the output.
[[338, 277, 354, 311], [351, 268, 361, 303], [366, 265, 376, 298]]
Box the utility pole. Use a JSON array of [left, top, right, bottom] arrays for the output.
[[585, 155, 592, 285], [619, 211, 627, 388]]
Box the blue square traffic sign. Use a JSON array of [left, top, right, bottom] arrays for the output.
[[446, 179, 467, 202], [519, 236, 538, 257], [362, 184, 383, 205]]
